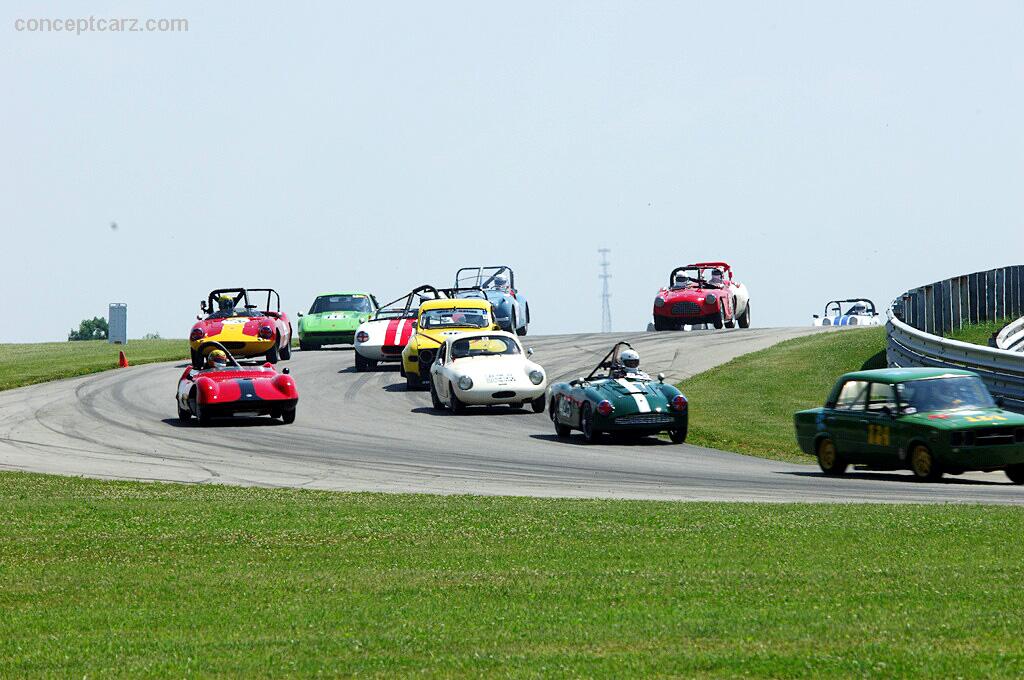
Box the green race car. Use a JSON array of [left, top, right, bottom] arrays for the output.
[[794, 368, 1024, 483], [297, 292, 378, 350]]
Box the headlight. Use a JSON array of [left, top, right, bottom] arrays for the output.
[[458, 375, 474, 390], [190, 327, 204, 341], [356, 331, 369, 343], [704, 293, 716, 306], [654, 296, 665, 308], [529, 370, 544, 385]]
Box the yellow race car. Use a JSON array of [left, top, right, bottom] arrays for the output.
[[401, 297, 499, 389], [189, 288, 293, 367]]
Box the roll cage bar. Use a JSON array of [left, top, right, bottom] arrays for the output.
[[585, 341, 634, 380], [455, 265, 515, 291], [372, 285, 445, 320], [668, 263, 733, 288], [823, 299, 877, 316], [192, 340, 242, 370], [202, 288, 280, 316]]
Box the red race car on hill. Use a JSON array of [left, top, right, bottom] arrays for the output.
[[652, 262, 751, 331], [176, 342, 298, 425]]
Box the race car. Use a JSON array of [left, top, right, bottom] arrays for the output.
[[812, 299, 882, 327], [401, 296, 500, 390], [352, 285, 445, 372], [652, 262, 750, 331], [454, 265, 530, 335], [297, 292, 379, 350], [547, 342, 689, 443], [189, 288, 292, 367], [794, 368, 1024, 482], [428, 330, 547, 413], [175, 342, 298, 425]]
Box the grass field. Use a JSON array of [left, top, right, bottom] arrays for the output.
[[0, 339, 187, 391], [681, 327, 886, 462], [945, 318, 1013, 346], [1, 472, 1022, 678]]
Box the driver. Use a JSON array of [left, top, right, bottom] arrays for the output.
[[611, 348, 648, 379], [206, 349, 229, 369], [673, 272, 688, 288], [709, 269, 724, 286], [491, 275, 510, 291], [215, 295, 236, 316]]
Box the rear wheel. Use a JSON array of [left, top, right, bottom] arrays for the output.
[[724, 298, 737, 328], [280, 335, 292, 360], [280, 408, 296, 424], [195, 401, 211, 427], [910, 444, 943, 481], [448, 383, 465, 414], [266, 339, 280, 364], [580, 403, 600, 443], [531, 394, 546, 413], [738, 301, 751, 329], [551, 397, 572, 438], [1005, 464, 1024, 484], [177, 402, 191, 423], [817, 437, 847, 476], [668, 424, 687, 444], [429, 380, 444, 410]]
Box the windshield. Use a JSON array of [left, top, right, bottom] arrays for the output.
[[310, 295, 372, 314], [456, 266, 512, 291], [898, 376, 995, 412], [670, 268, 725, 289], [451, 335, 520, 358], [420, 308, 491, 329]]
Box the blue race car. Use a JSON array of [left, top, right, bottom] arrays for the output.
[[454, 265, 530, 336]]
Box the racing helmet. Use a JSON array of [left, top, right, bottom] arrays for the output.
[[492, 275, 508, 289], [206, 349, 228, 367], [216, 295, 235, 312], [620, 349, 640, 370], [710, 269, 724, 284]]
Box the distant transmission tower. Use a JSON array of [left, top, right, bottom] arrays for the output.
[[598, 248, 612, 332]]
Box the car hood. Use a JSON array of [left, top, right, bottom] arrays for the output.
[[301, 311, 368, 330], [657, 287, 720, 301], [900, 407, 1024, 430], [448, 354, 533, 373], [591, 378, 672, 406]]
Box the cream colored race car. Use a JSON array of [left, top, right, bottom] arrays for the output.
[[427, 330, 547, 413]]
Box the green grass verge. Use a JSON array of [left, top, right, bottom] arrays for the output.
[[944, 318, 1013, 346], [681, 328, 887, 462], [2, 472, 1023, 678], [0, 339, 186, 391]]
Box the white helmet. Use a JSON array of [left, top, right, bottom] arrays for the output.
[[620, 349, 640, 369]]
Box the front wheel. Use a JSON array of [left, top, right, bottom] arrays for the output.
[[177, 402, 191, 423], [530, 394, 546, 413], [910, 444, 943, 481], [668, 425, 687, 444], [738, 301, 751, 329], [406, 373, 421, 391], [712, 306, 725, 330], [355, 352, 375, 372], [266, 339, 280, 364], [580, 403, 600, 443], [1005, 464, 1024, 485], [447, 383, 465, 414], [724, 298, 737, 328], [280, 338, 292, 360], [817, 437, 847, 476], [429, 380, 444, 410]]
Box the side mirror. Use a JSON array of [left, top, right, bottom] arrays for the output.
[[200, 301, 208, 313], [196, 315, 202, 321], [658, 372, 665, 383], [282, 367, 290, 375], [297, 312, 304, 318], [527, 347, 534, 357]]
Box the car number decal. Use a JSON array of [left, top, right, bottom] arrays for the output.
[[558, 398, 572, 418], [867, 424, 890, 446], [224, 318, 247, 324], [964, 415, 1008, 423], [487, 374, 515, 384]]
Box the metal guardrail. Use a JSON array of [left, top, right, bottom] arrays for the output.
[[887, 265, 1024, 412], [996, 317, 1024, 352]]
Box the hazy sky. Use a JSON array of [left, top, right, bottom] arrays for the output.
[[2, 2, 1022, 342]]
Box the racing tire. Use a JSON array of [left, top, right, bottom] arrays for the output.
[[738, 302, 751, 329], [668, 425, 687, 444], [177, 403, 191, 423], [354, 352, 375, 372], [816, 437, 847, 476], [406, 373, 422, 391], [266, 339, 280, 364], [909, 443, 943, 481], [190, 348, 203, 369], [447, 383, 465, 414], [724, 298, 737, 328], [653, 316, 673, 332], [429, 380, 444, 410], [195, 402, 211, 427], [280, 408, 296, 424], [712, 306, 725, 330], [530, 394, 546, 413], [580, 403, 600, 443], [551, 397, 572, 438], [1005, 464, 1024, 485], [280, 341, 292, 360]]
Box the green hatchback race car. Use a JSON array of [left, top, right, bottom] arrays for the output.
[[297, 292, 378, 350], [794, 368, 1024, 483]]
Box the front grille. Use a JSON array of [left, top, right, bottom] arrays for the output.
[[303, 331, 354, 340], [382, 345, 404, 356], [221, 342, 247, 350], [492, 391, 516, 398], [671, 301, 701, 316], [616, 413, 676, 425]]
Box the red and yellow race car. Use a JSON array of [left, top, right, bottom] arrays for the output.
[[189, 288, 292, 367], [176, 342, 298, 425]]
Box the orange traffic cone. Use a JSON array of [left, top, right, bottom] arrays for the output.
[[118, 350, 129, 368]]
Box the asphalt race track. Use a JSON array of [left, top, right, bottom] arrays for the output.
[[2, 328, 1023, 504]]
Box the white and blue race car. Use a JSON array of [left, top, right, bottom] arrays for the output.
[[453, 265, 530, 336], [812, 299, 882, 327]]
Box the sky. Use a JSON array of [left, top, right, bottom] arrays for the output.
[[2, 1, 1022, 342]]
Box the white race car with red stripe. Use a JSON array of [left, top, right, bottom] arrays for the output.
[[352, 285, 444, 372]]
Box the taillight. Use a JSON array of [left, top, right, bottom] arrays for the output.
[[258, 325, 274, 340], [671, 395, 688, 412], [190, 327, 204, 341], [356, 331, 369, 343], [597, 400, 614, 416]]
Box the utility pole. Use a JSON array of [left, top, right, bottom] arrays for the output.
[[598, 248, 612, 333]]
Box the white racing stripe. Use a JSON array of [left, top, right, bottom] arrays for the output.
[[616, 378, 651, 413]]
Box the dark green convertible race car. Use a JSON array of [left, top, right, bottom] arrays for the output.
[[548, 342, 688, 443], [795, 368, 1024, 482]]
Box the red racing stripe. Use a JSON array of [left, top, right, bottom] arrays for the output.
[[383, 319, 401, 346], [398, 319, 414, 345]]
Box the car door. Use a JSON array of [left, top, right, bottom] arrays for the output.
[[862, 382, 900, 467], [431, 343, 448, 400], [828, 379, 870, 460]]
